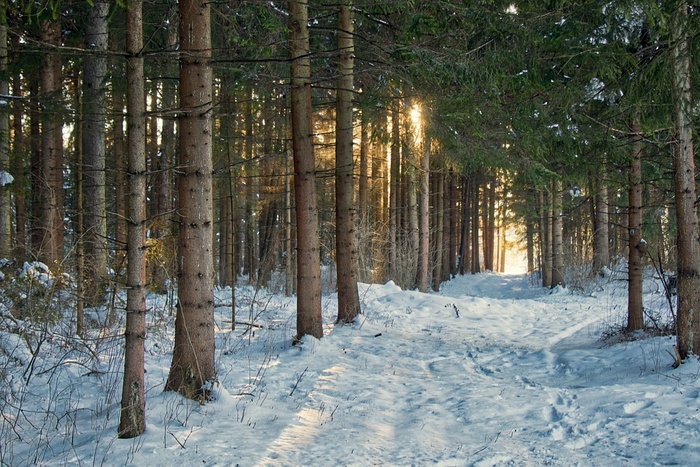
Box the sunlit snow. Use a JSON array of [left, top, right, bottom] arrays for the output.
[[1, 267, 698, 466]]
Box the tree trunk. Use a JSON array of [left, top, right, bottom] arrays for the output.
[[485, 177, 496, 271], [593, 165, 610, 273], [449, 170, 459, 276], [81, 0, 110, 305], [416, 133, 430, 292], [671, 0, 700, 359], [119, 0, 147, 438], [112, 81, 128, 275], [0, 5, 10, 259], [526, 191, 535, 274], [29, 77, 42, 257], [39, 19, 64, 268], [459, 177, 470, 275], [358, 108, 368, 225], [335, 0, 361, 322], [541, 190, 552, 288], [441, 170, 451, 282], [627, 114, 644, 332], [432, 170, 444, 292], [471, 178, 480, 273], [11, 61, 26, 261], [388, 103, 400, 282], [290, 0, 322, 340], [166, 0, 216, 398], [551, 180, 565, 287]]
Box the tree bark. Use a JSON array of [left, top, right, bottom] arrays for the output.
[[541, 190, 552, 288], [81, 0, 110, 304], [39, 19, 64, 268], [119, 0, 147, 438], [290, 0, 323, 339], [388, 103, 400, 282], [11, 58, 26, 261], [627, 114, 644, 332], [0, 3, 10, 259], [471, 178, 480, 273], [166, 0, 216, 398], [671, 0, 700, 358], [592, 165, 610, 273], [551, 180, 565, 287], [432, 170, 444, 292], [416, 132, 430, 292], [335, 0, 361, 322]]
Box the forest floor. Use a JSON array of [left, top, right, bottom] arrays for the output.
[[2, 264, 699, 466]]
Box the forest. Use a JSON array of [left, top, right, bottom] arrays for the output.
[[0, 0, 698, 457]]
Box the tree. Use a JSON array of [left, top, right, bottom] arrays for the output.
[[626, 112, 645, 332], [165, 0, 216, 399], [39, 17, 64, 268], [551, 180, 565, 287], [670, 0, 699, 359], [335, 0, 361, 323], [0, 0, 10, 259], [416, 129, 430, 292], [81, 0, 110, 304], [119, 0, 147, 438], [289, 0, 323, 339], [592, 163, 610, 273]]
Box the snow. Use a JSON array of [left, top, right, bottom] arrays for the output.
[[1, 269, 699, 466], [0, 171, 13, 187]]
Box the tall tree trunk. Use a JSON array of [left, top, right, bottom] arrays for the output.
[[541, 190, 552, 288], [39, 19, 64, 268], [459, 177, 470, 275], [29, 77, 42, 257], [358, 108, 368, 225], [119, 0, 147, 438], [166, 0, 216, 398], [290, 0, 322, 339], [335, 0, 361, 322], [486, 177, 496, 271], [593, 164, 610, 273], [416, 133, 430, 292], [0, 3, 10, 259], [432, 170, 444, 292], [388, 103, 400, 282], [112, 73, 128, 275], [449, 170, 459, 276], [441, 170, 451, 282], [526, 191, 535, 274], [11, 60, 26, 261], [671, 0, 700, 359], [471, 178, 480, 273], [627, 114, 645, 332], [82, 0, 110, 304], [551, 180, 565, 287]]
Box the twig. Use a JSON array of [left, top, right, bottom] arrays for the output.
[[289, 367, 308, 396]]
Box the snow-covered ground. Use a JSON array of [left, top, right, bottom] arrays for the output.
[[1, 267, 699, 466]]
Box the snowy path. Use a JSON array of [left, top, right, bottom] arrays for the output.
[[231, 274, 698, 466], [18, 272, 699, 466]]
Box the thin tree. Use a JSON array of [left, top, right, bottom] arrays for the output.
[[335, 0, 361, 323], [670, 0, 699, 359], [118, 0, 147, 438], [165, 0, 216, 398], [0, 0, 10, 259], [416, 131, 430, 292], [592, 163, 610, 273], [627, 112, 645, 332], [551, 180, 565, 287], [39, 17, 64, 268], [81, 0, 110, 304], [289, 0, 323, 339]]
